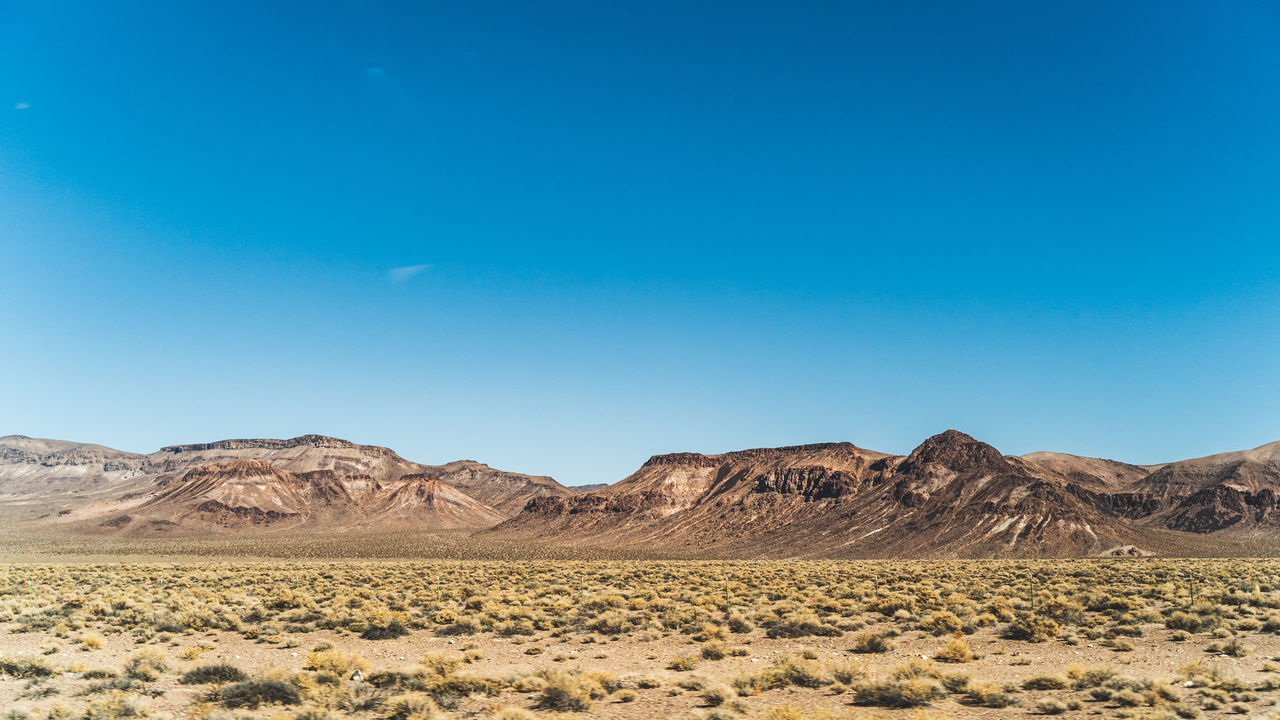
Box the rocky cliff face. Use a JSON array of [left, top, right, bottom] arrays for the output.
[[521, 441, 891, 522], [752, 466, 868, 498], [1064, 486, 1163, 519], [1163, 486, 1280, 532]]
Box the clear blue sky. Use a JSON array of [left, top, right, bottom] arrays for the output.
[[2, 2, 1278, 486]]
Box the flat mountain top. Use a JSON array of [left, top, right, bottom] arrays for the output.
[[158, 434, 384, 454]]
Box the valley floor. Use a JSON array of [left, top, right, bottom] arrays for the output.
[[1, 559, 1278, 720]]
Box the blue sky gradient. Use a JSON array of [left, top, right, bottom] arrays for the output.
[[2, 1, 1278, 485]]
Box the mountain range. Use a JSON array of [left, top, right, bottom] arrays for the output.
[[4, 430, 1280, 557], [0, 434, 575, 535]]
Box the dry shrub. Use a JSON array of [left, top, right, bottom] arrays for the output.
[[963, 681, 1017, 708], [123, 648, 167, 681], [1003, 611, 1059, 642], [180, 663, 247, 685], [851, 631, 895, 653], [668, 655, 700, 671], [210, 677, 301, 709], [933, 637, 975, 663], [304, 649, 369, 677], [920, 611, 963, 635], [382, 692, 441, 720], [535, 669, 609, 711]]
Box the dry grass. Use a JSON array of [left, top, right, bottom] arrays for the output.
[[1, 558, 1278, 718]]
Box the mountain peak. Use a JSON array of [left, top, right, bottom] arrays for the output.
[[902, 429, 1012, 475]]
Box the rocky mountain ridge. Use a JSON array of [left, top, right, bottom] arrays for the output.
[[489, 430, 1280, 557], [5, 431, 1280, 556], [0, 434, 575, 534]]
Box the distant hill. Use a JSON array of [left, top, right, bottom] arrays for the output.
[[0, 434, 573, 535], [6, 430, 1280, 557]]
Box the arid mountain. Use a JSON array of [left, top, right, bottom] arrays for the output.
[[0, 437, 155, 528], [369, 473, 508, 529], [1010, 451, 1155, 492], [147, 435, 426, 485], [1120, 441, 1280, 533], [95, 459, 507, 533], [490, 430, 1280, 558], [0, 434, 569, 534], [7, 430, 1280, 556], [428, 460, 567, 515], [145, 436, 578, 517], [0, 436, 149, 500], [132, 459, 349, 529]]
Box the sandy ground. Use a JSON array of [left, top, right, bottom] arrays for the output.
[[2, 615, 1276, 719]]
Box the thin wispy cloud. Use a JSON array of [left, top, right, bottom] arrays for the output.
[[14, 102, 29, 110], [389, 263, 431, 283]]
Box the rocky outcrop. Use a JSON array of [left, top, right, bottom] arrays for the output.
[[752, 466, 864, 498], [0, 436, 149, 502], [521, 490, 674, 516], [1066, 485, 1163, 519], [193, 500, 300, 526], [158, 434, 371, 454], [1164, 486, 1280, 532], [642, 452, 723, 469]]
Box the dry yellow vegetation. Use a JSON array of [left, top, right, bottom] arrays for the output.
[[1, 559, 1279, 719]]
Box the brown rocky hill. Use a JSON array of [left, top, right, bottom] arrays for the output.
[[1117, 441, 1280, 533], [1009, 451, 1155, 492], [369, 473, 507, 529], [0, 434, 569, 534], [146, 436, 577, 514], [428, 460, 568, 515], [94, 459, 506, 533], [489, 430, 1280, 558]]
